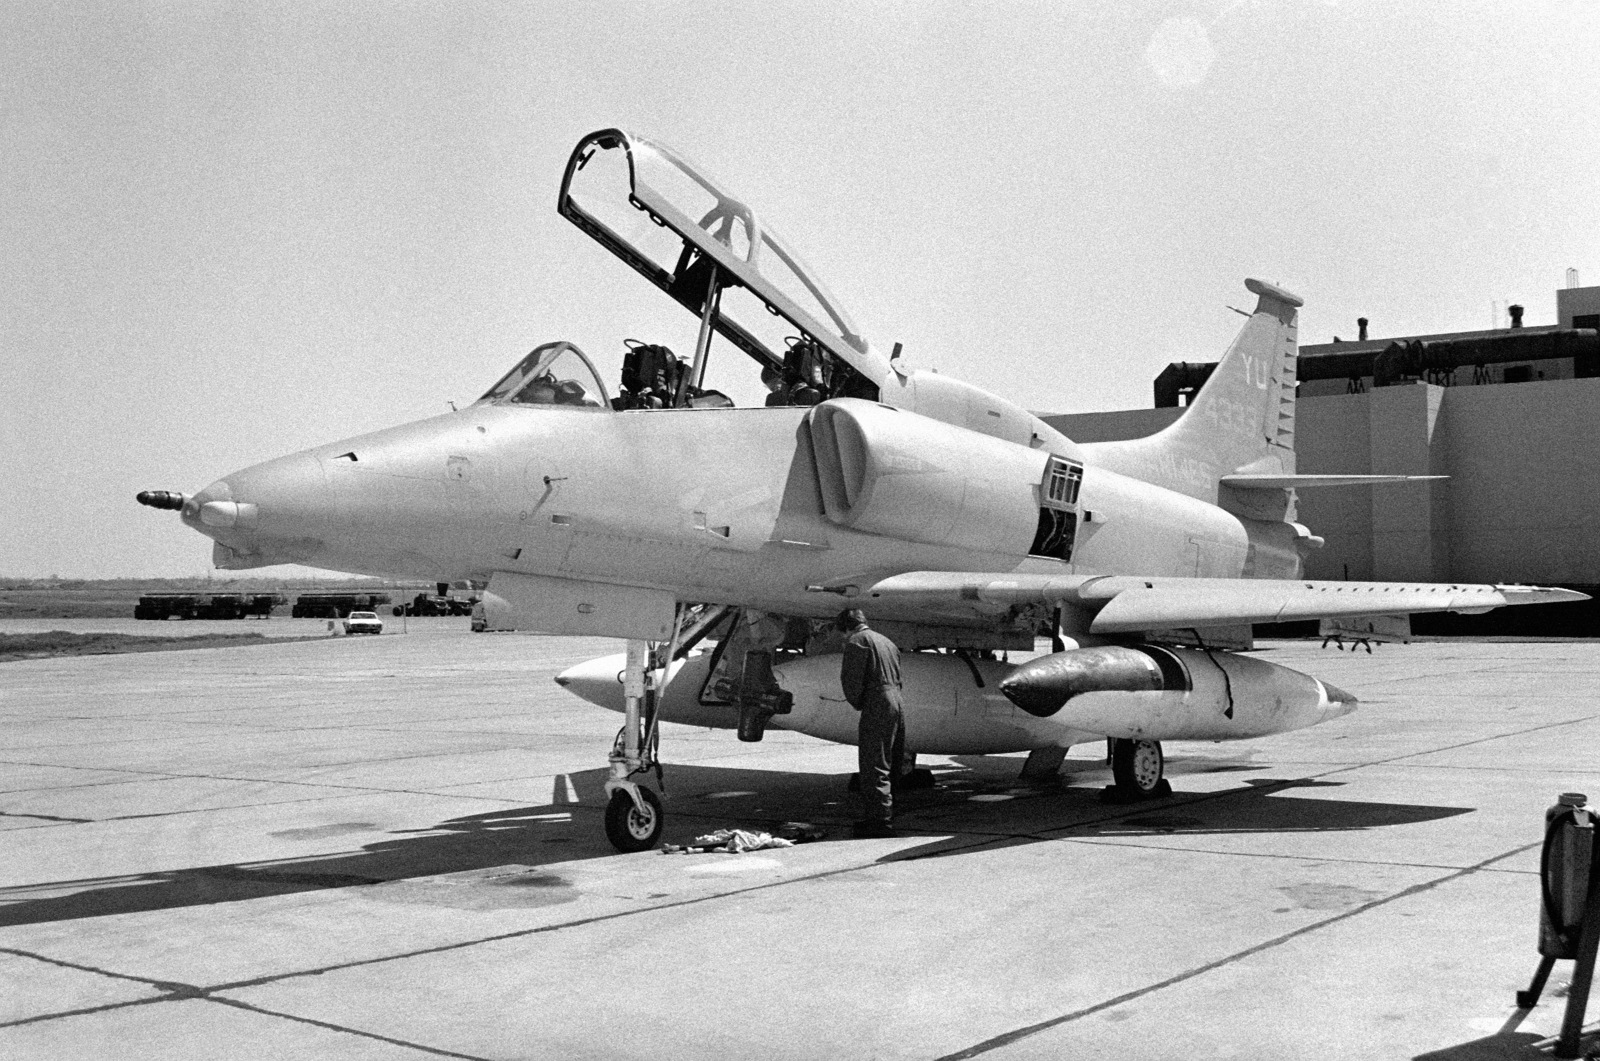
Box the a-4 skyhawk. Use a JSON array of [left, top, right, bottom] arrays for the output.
[[140, 128, 1584, 850]]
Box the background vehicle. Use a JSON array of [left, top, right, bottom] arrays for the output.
[[343, 611, 383, 635]]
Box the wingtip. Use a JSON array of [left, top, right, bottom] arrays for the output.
[[1496, 585, 1591, 604]]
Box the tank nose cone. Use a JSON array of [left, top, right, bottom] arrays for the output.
[[1322, 681, 1359, 718], [997, 662, 1072, 718], [554, 654, 627, 713], [999, 646, 1165, 719]]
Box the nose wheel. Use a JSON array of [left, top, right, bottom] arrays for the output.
[[1111, 738, 1171, 799], [596, 608, 730, 852], [604, 785, 664, 852]]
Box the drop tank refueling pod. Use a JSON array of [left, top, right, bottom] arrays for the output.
[[558, 643, 1356, 754], [1000, 645, 1358, 741]]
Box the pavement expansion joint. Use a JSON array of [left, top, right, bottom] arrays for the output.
[[0, 810, 92, 824], [0, 996, 170, 1030], [201, 996, 497, 1061], [1058, 833, 1532, 874]]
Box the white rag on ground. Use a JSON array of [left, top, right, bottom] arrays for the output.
[[682, 829, 795, 853]]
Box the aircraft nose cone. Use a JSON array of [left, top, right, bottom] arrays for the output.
[[183, 479, 232, 529], [183, 452, 334, 567]]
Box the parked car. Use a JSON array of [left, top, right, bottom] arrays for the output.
[[344, 611, 384, 635]]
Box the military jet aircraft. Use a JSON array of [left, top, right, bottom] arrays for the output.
[[140, 128, 1583, 851]]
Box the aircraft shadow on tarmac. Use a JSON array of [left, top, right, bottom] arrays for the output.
[[1411, 1031, 1549, 1060], [0, 764, 1472, 928]]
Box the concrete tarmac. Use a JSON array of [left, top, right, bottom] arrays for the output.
[[3, 623, 1600, 1059]]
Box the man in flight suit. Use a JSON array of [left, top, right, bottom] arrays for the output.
[[837, 608, 904, 838]]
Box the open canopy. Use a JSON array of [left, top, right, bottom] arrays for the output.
[[558, 129, 890, 398]]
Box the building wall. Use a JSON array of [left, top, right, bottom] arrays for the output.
[[1439, 377, 1600, 583], [1044, 376, 1600, 585], [1558, 285, 1600, 329], [1293, 392, 1375, 580]]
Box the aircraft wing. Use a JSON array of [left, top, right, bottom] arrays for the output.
[[858, 571, 1587, 632], [1220, 474, 1447, 489]]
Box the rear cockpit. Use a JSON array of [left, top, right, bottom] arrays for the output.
[[556, 128, 893, 411]]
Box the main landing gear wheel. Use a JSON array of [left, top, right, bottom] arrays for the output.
[[604, 787, 664, 852], [1111, 738, 1171, 799]]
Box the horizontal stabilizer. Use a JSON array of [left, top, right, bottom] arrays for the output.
[[856, 571, 1587, 630], [1221, 474, 1447, 489]]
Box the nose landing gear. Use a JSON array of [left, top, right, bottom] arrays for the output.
[[602, 638, 667, 852], [599, 606, 729, 852]]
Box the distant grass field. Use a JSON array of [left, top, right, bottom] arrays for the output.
[[0, 630, 324, 662]]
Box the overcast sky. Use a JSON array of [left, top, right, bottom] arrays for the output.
[[4, 1, 1598, 579]]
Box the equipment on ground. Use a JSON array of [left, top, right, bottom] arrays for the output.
[[394, 593, 476, 617], [291, 593, 392, 618], [1517, 792, 1600, 1058], [134, 592, 282, 619]]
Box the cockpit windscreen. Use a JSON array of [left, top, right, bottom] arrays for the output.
[[477, 342, 610, 409]]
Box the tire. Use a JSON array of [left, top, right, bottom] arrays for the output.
[[1111, 739, 1165, 798], [604, 787, 664, 852]]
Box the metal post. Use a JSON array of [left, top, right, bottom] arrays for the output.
[[1517, 954, 1556, 1009], [676, 265, 720, 406], [1554, 865, 1600, 1057]]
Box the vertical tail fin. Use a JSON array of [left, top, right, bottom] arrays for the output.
[[1081, 278, 1301, 500]]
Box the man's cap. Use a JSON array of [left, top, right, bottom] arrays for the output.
[[836, 608, 867, 630]]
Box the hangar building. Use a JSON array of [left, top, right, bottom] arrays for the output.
[[1042, 283, 1600, 632]]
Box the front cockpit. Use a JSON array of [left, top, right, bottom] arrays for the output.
[[475, 342, 610, 409]]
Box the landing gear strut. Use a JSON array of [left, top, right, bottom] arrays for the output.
[[603, 639, 665, 852], [600, 606, 728, 852], [1110, 738, 1171, 799]]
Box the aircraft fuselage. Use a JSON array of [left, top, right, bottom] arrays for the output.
[[186, 399, 1291, 633]]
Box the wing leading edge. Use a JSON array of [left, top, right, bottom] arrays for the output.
[[1219, 474, 1448, 489], [856, 571, 1587, 632]]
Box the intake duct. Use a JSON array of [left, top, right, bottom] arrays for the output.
[[804, 398, 1046, 553]]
